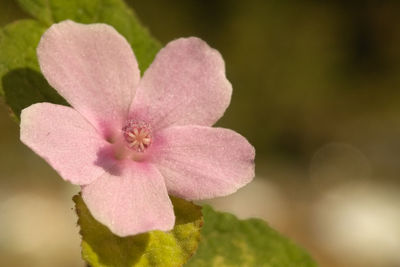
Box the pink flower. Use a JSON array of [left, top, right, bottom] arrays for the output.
[[20, 20, 255, 236]]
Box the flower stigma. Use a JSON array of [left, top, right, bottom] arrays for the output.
[[122, 120, 152, 152]]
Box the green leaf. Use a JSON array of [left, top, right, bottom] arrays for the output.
[[186, 205, 317, 267], [74, 194, 203, 267], [0, 0, 161, 119], [0, 19, 68, 120], [16, 0, 53, 25]]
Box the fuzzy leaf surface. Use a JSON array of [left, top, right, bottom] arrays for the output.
[[74, 194, 203, 267], [186, 205, 317, 267]]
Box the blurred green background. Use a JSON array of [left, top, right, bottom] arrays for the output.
[[1, 1, 400, 267]]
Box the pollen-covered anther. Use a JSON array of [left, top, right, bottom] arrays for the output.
[[122, 120, 152, 152]]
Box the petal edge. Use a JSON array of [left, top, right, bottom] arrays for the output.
[[20, 103, 108, 185], [37, 20, 140, 136], [152, 126, 255, 200], [130, 37, 232, 130], [82, 162, 175, 237]]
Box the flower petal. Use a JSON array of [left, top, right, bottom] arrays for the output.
[[37, 20, 140, 136], [20, 103, 109, 185], [152, 126, 255, 200], [130, 37, 232, 130], [81, 162, 175, 237]]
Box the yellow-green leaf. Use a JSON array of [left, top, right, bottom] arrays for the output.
[[74, 194, 203, 267]]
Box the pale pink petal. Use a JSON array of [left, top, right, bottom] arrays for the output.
[[130, 37, 232, 130], [37, 20, 140, 137], [81, 162, 175, 237], [20, 103, 109, 185], [151, 126, 255, 200]]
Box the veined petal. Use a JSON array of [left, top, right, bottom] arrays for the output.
[[20, 103, 108, 185], [130, 37, 232, 130], [81, 162, 175, 237], [152, 126, 255, 200], [37, 20, 140, 136]]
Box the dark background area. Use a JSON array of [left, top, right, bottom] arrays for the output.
[[1, 1, 400, 266], [131, 0, 400, 168]]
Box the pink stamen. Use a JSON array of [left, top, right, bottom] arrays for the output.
[[122, 120, 152, 152]]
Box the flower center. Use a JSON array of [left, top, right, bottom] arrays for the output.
[[122, 120, 152, 152]]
